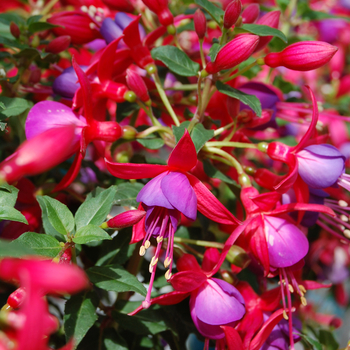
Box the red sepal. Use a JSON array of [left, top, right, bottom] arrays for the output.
[[131, 204, 147, 244], [270, 203, 335, 217], [169, 270, 207, 293], [222, 327, 244, 350]]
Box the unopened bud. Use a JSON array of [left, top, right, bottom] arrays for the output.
[[124, 91, 136, 102], [126, 69, 150, 102], [225, 245, 250, 268], [10, 22, 20, 38], [104, 210, 146, 229], [145, 63, 157, 75], [7, 288, 26, 309], [194, 9, 207, 40], [122, 125, 137, 140], [241, 4, 259, 24], [264, 41, 338, 71], [31, 35, 40, 48], [254, 10, 280, 52], [223, 0, 242, 29], [46, 35, 71, 54]]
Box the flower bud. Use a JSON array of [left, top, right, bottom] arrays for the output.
[[194, 9, 207, 39], [254, 10, 280, 52], [7, 288, 26, 309], [48, 11, 101, 45], [142, 0, 174, 27], [223, 0, 242, 29], [225, 245, 250, 268], [205, 34, 259, 74], [241, 3, 259, 24], [10, 22, 20, 38], [46, 35, 71, 54], [264, 41, 338, 71], [126, 69, 150, 102], [101, 210, 146, 229]]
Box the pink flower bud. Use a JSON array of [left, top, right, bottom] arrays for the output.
[[264, 41, 338, 71], [7, 288, 26, 309], [223, 0, 242, 29], [102, 210, 146, 229], [46, 35, 71, 54], [48, 11, 101, 45], [205, 34, 259, 74], [10, 21, 20, 38], [142, 0, 174, 27], [126, 69, 150, 102], [241, 3, 259, 24], [194, 9, 207, 39], [254, 10, 280, 52]]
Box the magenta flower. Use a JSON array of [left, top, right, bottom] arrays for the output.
[[105, 130, 240, 307]]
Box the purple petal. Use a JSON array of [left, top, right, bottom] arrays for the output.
[[115, 12, 146, 39], [297, 144, 345, 189], [137, 172, 174, 209], [100, 18, 123, 44], [193, 279, 245, 326], [25, 101, 86, 142], [264, 216, 309, 268], [211, 278, 245, 305], [161, 172, 197, 220]]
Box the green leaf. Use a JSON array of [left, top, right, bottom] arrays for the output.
[[176, 21, 194, 34], [195, 0, 224, 24], [203, 160, 235, 184], [137, 137, 165, 150], [75, 186, 117, 230], [298, 334, 322, 350], [0, 13, 25, 26], [36, 196, 65, 241], [114, 182, 144, 208], [28, 21, 58, 33], [151, 46, 200, 77], [318, 330, 339, 350], [172, 121, 214, 153], [0, 206, 28, 224], [0, 239, 34, 257], [0, 183, 19, 207], [0, 122, 6, 131], [216, 81, 262, 117], [12, 232, 61, 258], [73, 225, 112, 244], [209, 42, 222, 62], [64, 291, 98, 349], [103, 329, 128, 350], [0, 96, 33, 120], [27, 15, 42, 25], [0, 36, 27, 49], [38, 196, 75, 236], [13, 48, 58, 64], [86, 264, 147, 296], [239, 24, 288, 43]]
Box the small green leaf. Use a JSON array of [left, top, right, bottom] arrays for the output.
[[195, 0, 224, 24], [209, 42, 222, 62], [13, 48, 58, 64], [64, 291, 98, 349], [0, 96, 33, 120], [0, 36, 27, 49], [216, 81, 262, 117], [298, 334, 322, 350], [86, 264, 147, 296], [38, 196, 75, 236], [73, 225, 112, 244], [104, 329, 128, 350], [28, 21, 58, 33], [0, 206, 28, 224], [172, 121, 190, 144], [0, 122, 6, 131], [318, 330, 339, 350], [151, 46, 200, 77], [137, 137, 165, 150], [75, 186, 117, 230], [12, 232, 61, 258], [239, 24, 288, 43], [114, 182, 144, 208], [203, 160, 235, 184], [0, 102, 5, 109], [0, 183, 19, 207], [27, 15, 42, 25], [0, 239, 34, 257]]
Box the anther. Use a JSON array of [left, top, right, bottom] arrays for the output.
[[81, 5, 88, 12], [339, 200, 348, 207], [344, 229, 350, 239], [89, 23, 96, 29], [288, 284, 294, 293], [151, 256, 158, 267], [139, 246, 146, 256], [341, 214, 349, 222], [164, 257, 171, 268], [156, 236, 163, 243], [301, 296, 307, 306], [144, 240, 151, 249], [165, 270, 172, 280], [299, 285, 306, 294], [283, 310, 289, 320]]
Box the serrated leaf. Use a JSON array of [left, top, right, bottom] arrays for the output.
[[151, 46, 200, 77], [28, 21, 58, 33], [216, 81, 262, 117], [38, 196, 74, 236], [0, 239, 34, 257], [114, 182, 144, 207], [75, 186, 117, 230], [64, 291, 98, 349], [209, 42, 222, 62], [86, 264, 147, 296], [137, 137, 164, 150], [318, 330, 339, 350], [203, 160, 235, 184], [0, 96, 33, 120], [73, 225, 112, 244], [12, 232, 61, 258], [239, 24, 288, 43], [0, 183, 19, 207], [298, 334, 322, 350], [195, 0, 224, 24], [0, 206, 28, 224]]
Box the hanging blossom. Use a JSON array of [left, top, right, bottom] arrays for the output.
[[105, 130, 240, 308]]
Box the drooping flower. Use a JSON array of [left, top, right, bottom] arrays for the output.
[[105, 130, 240, 307]]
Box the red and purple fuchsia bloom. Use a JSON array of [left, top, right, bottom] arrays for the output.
[[106, 130, 240, 308]]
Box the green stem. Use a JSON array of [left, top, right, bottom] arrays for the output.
[[199, 40, 206, 69], [173, 237, 224, 249], [219, 27, 228, 45], [213, 122, 235, 136], [71, 244, 77, 264], [165, 84, 200, 91], [40, 0, 60, 16], [152, 72, 180, 126], [222, 61, 258, 83], [136, 100, 161, 127], [206, 141, 259, 149], [136, 125, 172, 138]]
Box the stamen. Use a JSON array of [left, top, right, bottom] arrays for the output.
[[89, 23, 96, 29], [165, 270, 172, 280], [339, 200, 348, 207], [288, 284, 294, 293], [81, 5, 88, 12], [164, 257, 171, 268], [341, 214, 349, 222], [301, 296, 307, 306], [144, 240, 151, 249], [139, 246, 146, 256], [299, 285, 306, 294], [344, 229, 350, 239], [151, 256, 158, 266], [156, 236, 163, 243], [283, 310, 289, 320]]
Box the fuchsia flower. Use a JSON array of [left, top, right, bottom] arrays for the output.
[[264, 41, 338, 71], [141, 0, 174, 27], [241, 3, 260, 24], [223, 0, 242, 29], [0, 258, 88, 350], [105, 130, 240, 307], [205, 35, 259, 74], [193, 9, 207, 39]]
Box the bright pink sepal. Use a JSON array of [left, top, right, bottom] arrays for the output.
[[222, 327, 244, 350], [169, 270, 207, 293], [270, 202, 335, 217]]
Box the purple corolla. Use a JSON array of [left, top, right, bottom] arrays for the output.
[[296, 144, 346, 189], [190, 278, 245, 339]]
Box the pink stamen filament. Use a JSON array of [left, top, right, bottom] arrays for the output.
[[282, 268, 295, 350]]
